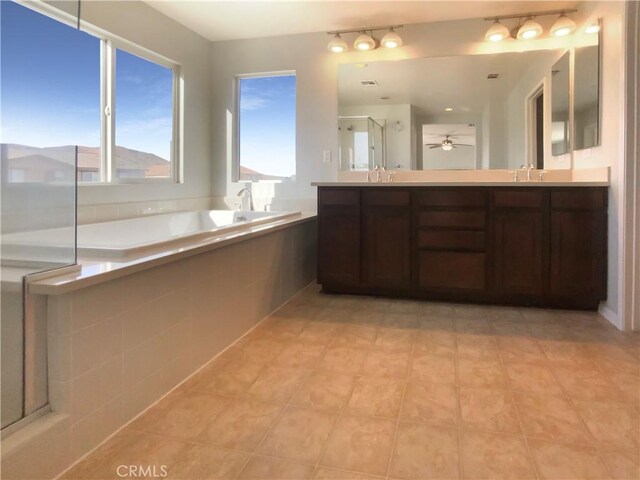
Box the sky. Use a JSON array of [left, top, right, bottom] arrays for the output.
[[0, 1, 172, 161], [239, 75, 296, 178]]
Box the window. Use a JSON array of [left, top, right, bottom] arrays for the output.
[[114, 49, 175, 180], [237, 74, 296, 182], [0, 1, 179, 184], [1, 1, 100, 184]]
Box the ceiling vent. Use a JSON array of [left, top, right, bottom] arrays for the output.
[[487, 73, 499, 79], [360, 80, 378, 87]]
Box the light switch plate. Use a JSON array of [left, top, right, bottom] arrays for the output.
[[323, 150, 332, 163]]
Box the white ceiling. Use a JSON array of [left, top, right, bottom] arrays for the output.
[[338, 50, 561, 118], [143, 1, 579, 42]]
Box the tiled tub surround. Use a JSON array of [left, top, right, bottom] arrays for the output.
[[77, 197, 214, 226], [0, 219, 316, 480], [56, 285, 640, 480]]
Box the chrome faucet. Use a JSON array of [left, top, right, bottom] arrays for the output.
[[237, 187, 254, 211], [519, 163, 536, 182], [527, 163, 535, 181]]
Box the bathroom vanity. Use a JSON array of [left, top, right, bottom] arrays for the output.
[[314, 184, 607, 310]]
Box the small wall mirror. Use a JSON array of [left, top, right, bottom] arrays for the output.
[[573, 44, 600, 150], [551, 51, 571, 156]]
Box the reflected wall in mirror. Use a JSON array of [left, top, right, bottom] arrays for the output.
[[551, 51, 570, 156], [573, 44, 600, 150], [338, 49, 570, 171], [338, 116, 385, 171]]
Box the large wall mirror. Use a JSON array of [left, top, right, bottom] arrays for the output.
[[338, 36, 600, 171]]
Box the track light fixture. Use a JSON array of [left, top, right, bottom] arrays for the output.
[[326, 25, 403, 53], [484, 9, 579, 42]]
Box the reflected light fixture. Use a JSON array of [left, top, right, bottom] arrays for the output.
[[441, 139, 454, 151], [485, 20, 510, 42], [517, 18, 543, 39], [381, 28, 403, 48], [444, 107, 454, 112], [550, 13, 577, 37], [585, 23, 600, 34], [327, 34, 348, 53], [354, 32, 376, 50]]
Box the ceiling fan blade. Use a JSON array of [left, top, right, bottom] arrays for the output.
[[428, 145, 441, 149], [456, 144, 474, 147]]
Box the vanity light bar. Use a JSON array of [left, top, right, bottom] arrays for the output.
[[326, 25, 404, 53], [483, 9, 580, 42]]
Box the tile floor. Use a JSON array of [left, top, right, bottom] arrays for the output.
[[62, 283, 640, 480]]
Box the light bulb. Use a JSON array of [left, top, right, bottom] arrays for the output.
[[517, 19, 543, 40], [485, 20, 510, 42], [551, 14, 577, 37], [381, 29, 403, 48], [442, 144, 453, 151], [327, 34, 348, 53], [354, 32, 376, 51]]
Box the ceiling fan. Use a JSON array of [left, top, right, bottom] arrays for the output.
[[425, 135, 474, 151]]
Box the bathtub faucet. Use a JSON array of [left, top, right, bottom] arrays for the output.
[[237, 188, 254, 211]]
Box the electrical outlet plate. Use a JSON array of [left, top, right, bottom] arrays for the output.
[[323, 150, 332, 163]]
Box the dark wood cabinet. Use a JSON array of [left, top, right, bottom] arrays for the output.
[[317, 189, 361, 287], [492, 190, 545, 298], [548, 189, 607, 303], [317, 186, 608, 310], [362, 191, 411, 288]]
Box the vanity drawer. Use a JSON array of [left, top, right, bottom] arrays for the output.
[[319, 188, 360, 207], [363, 189, 410, 207], [418, 211, 486, 229], [419, 251, 486, 291], [415, 189, 487, 207], [494, 190, 543, 209], [550, 189, 607, 210], [418, 230, 485, 250]]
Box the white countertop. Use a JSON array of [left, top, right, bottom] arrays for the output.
[[28, 213, 317, 296], [317, 167, 610, 187]]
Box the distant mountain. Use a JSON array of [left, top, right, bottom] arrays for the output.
[[2, 143, 170, 180]]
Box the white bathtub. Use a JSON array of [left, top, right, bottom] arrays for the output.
[[2, 210, 300, 260]]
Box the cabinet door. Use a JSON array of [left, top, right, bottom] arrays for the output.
[[493, 211, 544, 296], [318, 209, 360, 286], [549, 210, 606, 298], [362, 208, 411, 288]]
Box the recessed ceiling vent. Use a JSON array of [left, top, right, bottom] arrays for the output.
[[487, 73, 499, 79], [360, 80, 378, 87]]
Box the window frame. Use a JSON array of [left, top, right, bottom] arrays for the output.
[[233, 70, 296, 184], [15, 0, 182, 185]]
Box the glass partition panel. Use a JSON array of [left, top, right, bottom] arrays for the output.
[[1, 1, 80, 429]]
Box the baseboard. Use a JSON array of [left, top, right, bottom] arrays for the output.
[[598, 303, 621, 329]]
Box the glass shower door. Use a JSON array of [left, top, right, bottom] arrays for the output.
[[1, 0, 81, 430]]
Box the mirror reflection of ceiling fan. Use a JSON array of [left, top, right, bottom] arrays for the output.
[[425, 135, 474, 151]]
